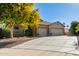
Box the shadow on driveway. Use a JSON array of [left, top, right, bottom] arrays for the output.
[[0, 41, 16, 48]]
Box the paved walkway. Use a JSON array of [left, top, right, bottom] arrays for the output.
[[11, 36, 79, 55]]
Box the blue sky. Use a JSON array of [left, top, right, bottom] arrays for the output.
[[34, 3, 79, 26]]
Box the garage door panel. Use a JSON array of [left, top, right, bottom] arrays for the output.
[[37, 28, 47, 36], [50, 28, 64, 35]]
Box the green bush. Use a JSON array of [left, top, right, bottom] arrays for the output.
[[2, 29, 10, 38], [13, 29, 25, 37], [25, 29, 32, 36], [0, 28, 3, 38], [70, 21, 79, 35]]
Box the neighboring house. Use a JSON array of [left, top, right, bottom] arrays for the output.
[[37, 21, 65, 36]]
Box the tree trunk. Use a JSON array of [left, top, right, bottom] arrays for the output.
[[10, 26, 14, 39], [32, 26, 36, 37]]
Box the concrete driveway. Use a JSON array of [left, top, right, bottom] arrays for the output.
[[12, 36, 79, 55], [0, 48, 77, 56]]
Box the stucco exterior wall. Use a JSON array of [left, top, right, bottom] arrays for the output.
[[49, 23, 64, 29]]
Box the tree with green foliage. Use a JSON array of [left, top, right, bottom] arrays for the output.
[[0, 3, 40, 38], [70, 21, 79, 35], [75, 24, 79, 47], [0, 3, 33, 38], [76, 24, 79, 34], [28, 9, 40, 36]]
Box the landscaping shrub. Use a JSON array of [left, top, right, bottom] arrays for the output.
[[13, 29, 25, 37], [70, 21, 79, 35], [0, 28, 4, 38], [2, 29, 10, 38], [25, 29, 32, 36]]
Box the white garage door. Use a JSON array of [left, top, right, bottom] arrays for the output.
[[37, 28, 47, 36], [50, 28, 64, 35]]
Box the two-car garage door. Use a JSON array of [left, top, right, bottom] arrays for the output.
[[37, 28, 64, 36], [50, 28, 64, 36]]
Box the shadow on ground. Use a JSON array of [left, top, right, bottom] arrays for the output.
[[0, 41, 16, 48]]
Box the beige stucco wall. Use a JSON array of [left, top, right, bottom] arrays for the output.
[[49, 24, 64, 29]]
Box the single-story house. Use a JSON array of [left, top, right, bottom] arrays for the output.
[[0, 21, 65, 37], [37, 21, 65, 36], [13, 21, 65, 37]]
